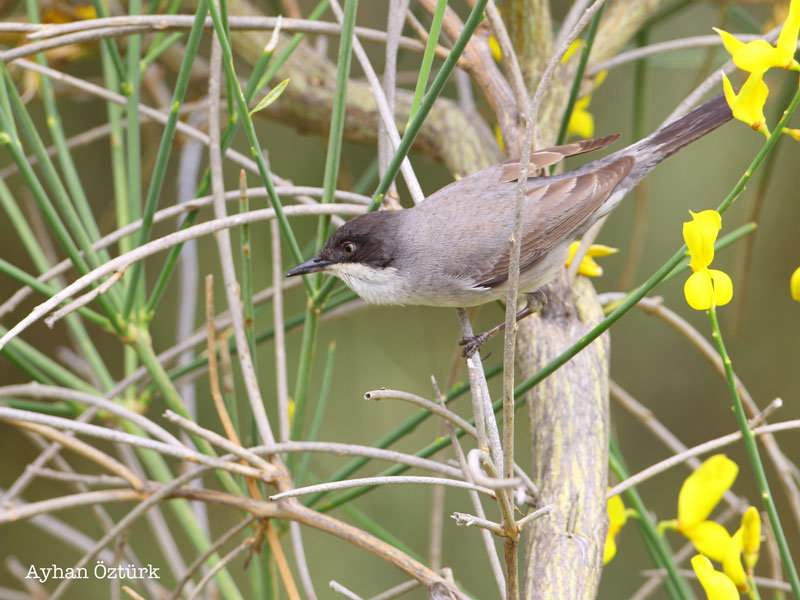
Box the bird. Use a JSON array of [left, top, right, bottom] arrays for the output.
[[287, 93, 733, 352]]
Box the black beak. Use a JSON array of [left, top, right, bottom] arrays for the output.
[[286, 257, 335, 277]]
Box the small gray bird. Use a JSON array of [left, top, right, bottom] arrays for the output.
[[288, 93, 732, 332]]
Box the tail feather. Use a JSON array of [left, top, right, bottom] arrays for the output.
[[636, 92, 733, 165]]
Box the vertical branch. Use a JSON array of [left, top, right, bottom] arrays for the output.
[[518, 274, 609, 600], [271, 217, 290, 444], [207, 24, 276, 447]]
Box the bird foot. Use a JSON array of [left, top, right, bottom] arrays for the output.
[[459, 332, 491, 358]]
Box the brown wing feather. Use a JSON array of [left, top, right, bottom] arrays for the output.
[[475, 156, 634, 288], [499, 133, 621, 182]]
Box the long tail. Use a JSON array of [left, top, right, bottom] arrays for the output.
[[628, 92, 733, 177]]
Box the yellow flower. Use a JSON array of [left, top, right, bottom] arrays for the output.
[[692, 555, 740, 600], [683, 210, 721, 271], [682, 520, 733, 563], [604, 494, 627, 564], [741, 506, 761, 571], [721, 507, 762, 591], [683, 211, 734, 310], [791, 266, 800, 301], [567, 96, 595, 139], [561, 39, 583, 63], [713, 0, 800, 73], [721, 72, 770, 137], [494, 125, 505, 152], [674, 455, 739, 561], [722, 528, 748, 591], [684, 269, 735, 311], [678, 455, 739, 528], [489, 35, 502, 62], [565, 242, 618, 277]]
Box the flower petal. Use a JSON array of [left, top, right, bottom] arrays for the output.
[[777, 0, 800, 67], [603, 532, 618, 564], [683, 520, 734, 563], [567, 98, 595, 139], [734, 39, 782, 72], [562, 39, 583, 63], [741, 506, 761, 571], [722, 528, 748, 591], [708, 269, 734, 307], [683, 210, 721, 270], [685, 270, 714, 311], [691, 554, 740, 600], [791, 266, 800, 302], [678, 455, 739, 529], [724, 72, 770, 131]]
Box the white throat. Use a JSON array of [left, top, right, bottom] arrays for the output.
[[327, 263, 407, 305]]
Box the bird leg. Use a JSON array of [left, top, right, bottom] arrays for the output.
[[459, 290, 547, 358]]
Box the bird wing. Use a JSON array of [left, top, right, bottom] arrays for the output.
[[472, 156, 634, 289], [498, 133, 621, 182]]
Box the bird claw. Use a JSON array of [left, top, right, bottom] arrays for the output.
[[459, 332, 490, 358]]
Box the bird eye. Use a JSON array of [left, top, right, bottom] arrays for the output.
[[342, 242, 356, 253]]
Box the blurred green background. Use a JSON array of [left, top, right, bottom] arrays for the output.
[[1, 1, 799, 598]]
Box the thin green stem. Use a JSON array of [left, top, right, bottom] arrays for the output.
[[122, 420, 244, 600], [129, 327, 241, 496], [610, 438, 694, 600], [90, 0, 128, 88], [0, 72, 121, 330], [314, 0, 360, 256], [367, 0, 489, 214], [295, 342, 336, 487], [2, 398, 75, 417], [341, 503, 423, 562], [25, 0, 109, 261], [0, 175, 114, 392], [124, 0, 145, 313], [205, 0, 312, 295], [287, 0, 358, 476], [708, 308, 800, 598], [144, 0, 330, 317], [288, 308, 319, 469], [122, 0, 208, 319], [3, 70, 110, 280], [0, 259, 110, 330], [406, 0, 447, 126], [554, 2, 606, 148], [304, 361, 504, 508], [140, 32, 186, 73], [314, 0, 490, 306], [161, 291, 359, 385], [0, 326, 99, 395]]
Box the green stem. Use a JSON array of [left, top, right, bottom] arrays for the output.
[[554, 2, 606, 148], [367, 0, 489, 214], [123, 0, 145, 313], [406, 0, 447, 126], [122, 421, 244, 600], [288, 308, 319, 469], [312, 0, 490, 306], [610, 438, 694, 600], [295, 342, 336, 487], [0, 259, 110, 330], [314, 0, 360, 255], [144, 0, 330, 317], [129, 327, 241, 496], [123, 1, 208, 319], [205, 0, 312, 295], [707, 308, 800, 598]]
